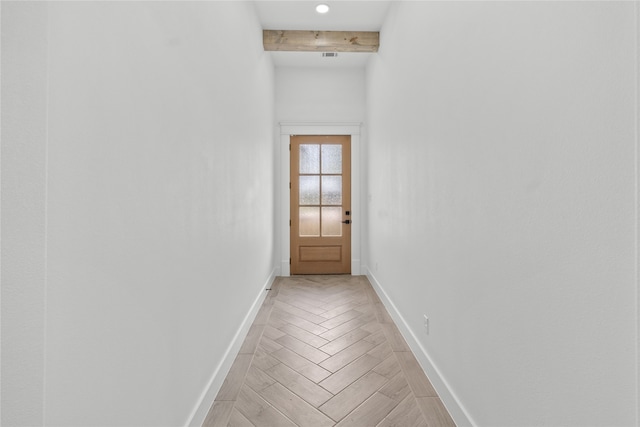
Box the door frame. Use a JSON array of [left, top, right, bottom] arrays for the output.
[[278, 123, 361, 276]]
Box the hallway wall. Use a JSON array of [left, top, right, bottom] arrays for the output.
[[275, 67, 365, 124], [1, 3, 49, 425], [1, 2, 275, 426], [274, 67, 366, 274], [366, 2, 638, 426]]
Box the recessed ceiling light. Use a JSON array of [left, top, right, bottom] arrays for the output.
[[316, 4, 330, 14]]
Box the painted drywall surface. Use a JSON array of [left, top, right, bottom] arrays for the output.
[[275, 67, 365, 123], [366, 2, 637, 426], [3, 2, 275, 425], [1, 2, 48, 425]]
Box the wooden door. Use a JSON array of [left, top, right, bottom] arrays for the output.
[[291, 135, 351, 275]]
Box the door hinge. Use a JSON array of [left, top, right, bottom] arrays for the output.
[[289, 219, 291, 226], [289, 144, 291, 151], [289, 258, 291, 265]]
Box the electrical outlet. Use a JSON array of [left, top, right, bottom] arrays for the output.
[[423, 315, 429, 335]]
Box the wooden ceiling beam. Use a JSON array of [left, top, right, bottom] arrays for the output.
[[263, 30, 379, 53]]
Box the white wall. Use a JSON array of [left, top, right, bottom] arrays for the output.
[[275, 67, 365, 123], [366, 2, 638, 426], [1, 2, 49, 425], [1, 2, 275, 426]]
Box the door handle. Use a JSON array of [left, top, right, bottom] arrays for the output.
[[341, 220, 351, 224]]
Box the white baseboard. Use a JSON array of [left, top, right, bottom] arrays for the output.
[[366, 268, 476, 427], [185, 269, 276, 427]]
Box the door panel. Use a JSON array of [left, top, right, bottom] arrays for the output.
[[291, 135, 351, 275], [299, 246, 342, 262]]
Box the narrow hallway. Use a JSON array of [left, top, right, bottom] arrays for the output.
[[204, 276, 455, 427], [3, 2, 638, 425]]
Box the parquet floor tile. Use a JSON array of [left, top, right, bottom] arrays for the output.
[[378, 371, 412, 402], [373, 354, 402, 379], [227, 408, 254, 427], [203, 401, 234, 427], [394, 352, 438, 397], [319, 314, 375, 341], [204, 275, 456, 427], [275, 334, 331, 364], [415, 397, 457, 427], [244, 364, 276, 392], [319, 339, 377, 373], [320, 328, 371, 355], [367, 341, 393, 361], [279, 323, 329, 348], [236, 385, 296, 426], [258, 382, 335, 427], [334, 392, 398, 427], [319, 371, 389, 422], [378, 395, 428, 427], [265, 362, 333, 407]]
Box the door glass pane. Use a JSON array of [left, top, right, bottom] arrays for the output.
[[322, 207, 342, 237], [321, 176, 342, 205], [300, 144, 320, 174], [299, 176, 319, 205], [299, 207, 320, 237], [321, 145, 342, 174]]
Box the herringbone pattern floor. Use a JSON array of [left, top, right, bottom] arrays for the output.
[[204, 275, 456, 427]]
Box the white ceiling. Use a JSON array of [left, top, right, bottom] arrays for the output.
[[253, 1, 391, 68]]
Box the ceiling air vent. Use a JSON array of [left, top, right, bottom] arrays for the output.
[[322, 52, 338, 58]]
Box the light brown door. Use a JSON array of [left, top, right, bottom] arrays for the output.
[[291, 135, 351, 275]]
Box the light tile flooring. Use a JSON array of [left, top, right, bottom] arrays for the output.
[[203, 275, 456, 427]]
